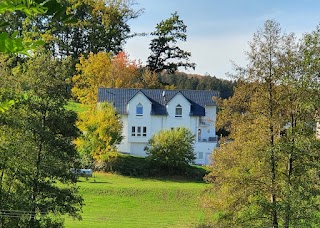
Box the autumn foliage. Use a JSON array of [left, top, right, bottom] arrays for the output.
[[72, 52, 161, 104], [75, 102, 123, 162]]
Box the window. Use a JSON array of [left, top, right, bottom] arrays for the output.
[[131, 126, 147, 137], [136, 103, 143, 116], [137, 126, 141, 136], [198, 152, 203, 160], [175, 104, 182, 117]]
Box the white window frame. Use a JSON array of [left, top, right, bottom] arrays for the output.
[[136, 103, 143, 116], [175, 104, 182, 117], [131, 126, 147, 137]]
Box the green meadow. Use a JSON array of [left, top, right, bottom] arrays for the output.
[[65, 173, 210, 228], [65, 101, 89, 113]]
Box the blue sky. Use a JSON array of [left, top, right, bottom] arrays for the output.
[[124, 0, 320, 79]]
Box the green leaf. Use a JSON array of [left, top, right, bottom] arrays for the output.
[[0, 32, 44, 56], [0, 100, 15, 113]]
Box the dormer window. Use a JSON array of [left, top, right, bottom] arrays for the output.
[[136, 103, 143, 116], [175, 104, 182, 117]]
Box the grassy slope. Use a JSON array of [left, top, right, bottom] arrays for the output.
[[65, 173, 209, 228], [65, 101, 89, 113]]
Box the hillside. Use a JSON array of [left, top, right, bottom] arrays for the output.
[[159, 72, 235, 99], [65, 173, 210, 228]]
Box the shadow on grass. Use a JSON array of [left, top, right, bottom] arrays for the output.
[[77, 179, 112, 184], [130, 173, 208, 184], [94, 154, 210, 183]]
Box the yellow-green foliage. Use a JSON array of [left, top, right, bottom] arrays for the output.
[[145, 127, 195, 168], [205, 20, 320, 227], [75, 102, 123, 161], [65, 101, 89, 113]]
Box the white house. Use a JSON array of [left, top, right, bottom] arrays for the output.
[[98, 88, 219, 165]]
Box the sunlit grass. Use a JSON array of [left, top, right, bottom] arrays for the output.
[[65, 172, 210, 228], [65, 101, 89, 113]]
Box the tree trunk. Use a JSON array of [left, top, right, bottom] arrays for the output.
[[268, 59, 278, 228], [284, 115, 295, 228], [29, 113, 46, 227]]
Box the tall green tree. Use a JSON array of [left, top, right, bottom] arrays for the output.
[[0, 0, 73, 112], [0, 0, 143, 59], [205, 20, 320, 227], [46, 0, 143, 58], [0, 52, 83, 227], [147, 12, 195, 74]]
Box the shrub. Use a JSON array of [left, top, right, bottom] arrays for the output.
[[145, 127, 196, 169], [95, 154, 208, 181]]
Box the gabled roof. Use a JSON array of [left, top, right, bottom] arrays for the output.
[[127, 90, 152, 104], [166, 91, 191, 105], [98, 88, 219, 116]]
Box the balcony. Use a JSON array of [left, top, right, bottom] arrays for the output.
[[199, 117, 212, 126], [198, 136, 218, 143]]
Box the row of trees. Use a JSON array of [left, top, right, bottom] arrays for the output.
[[0, 53, 83, 227], [1, 1, 197, 76], [205, 20, 320, 227], [0, 2, 84, 227], [160, 72, 235, 99], [0, 2, 201, 226]]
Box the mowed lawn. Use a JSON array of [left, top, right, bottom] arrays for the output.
[[65, 172, 210, 228]]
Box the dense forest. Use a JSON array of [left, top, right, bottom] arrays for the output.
[[159, 72, 235, 99]]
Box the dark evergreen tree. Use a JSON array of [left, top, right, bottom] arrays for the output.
[[147, 12, 195, 74]]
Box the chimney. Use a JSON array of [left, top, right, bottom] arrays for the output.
[[162, 90, 166, 103]]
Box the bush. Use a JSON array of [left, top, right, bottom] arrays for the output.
[[95, 154, 208, 181], [97, 154, 150, 177], [145, 127, 196, 169]]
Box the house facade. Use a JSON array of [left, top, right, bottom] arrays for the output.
[[98, 88, 219, 165]]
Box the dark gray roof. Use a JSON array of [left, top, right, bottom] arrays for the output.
[[98, 88, 219, 116]]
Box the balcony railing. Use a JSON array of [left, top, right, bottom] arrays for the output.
[[199, 116, 213, 126], [199, 117, 211, 126], [198, 136, 218, 143]]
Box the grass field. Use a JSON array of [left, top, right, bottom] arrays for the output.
[[65, 172, 210, 228], [65, 101, 89, 113]]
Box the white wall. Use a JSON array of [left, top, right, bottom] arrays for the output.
[[193, 105, 217, 165], [165, 93, 192, 130], [117, 115, 130, 153], [127, 92, 152, 143], [130, 143, 147, 157], [194, 142, 217, 165]]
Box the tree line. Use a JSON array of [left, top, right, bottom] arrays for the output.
[[0, 1, 209, 226], [204, 20, 320, 228], [159, 72, 235, 99]]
